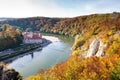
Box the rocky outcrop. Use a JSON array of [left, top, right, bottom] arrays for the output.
[[0, 63, 22, 80], [95, 41, 106, 57], [86, 39, 100, 57], [86, 38, 106, 58]]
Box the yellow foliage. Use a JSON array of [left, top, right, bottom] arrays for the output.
[[72, 48, 80, 56], [108, 30, 114, 36], [107, 40, 120, 54], [25, 75, 44, 80]]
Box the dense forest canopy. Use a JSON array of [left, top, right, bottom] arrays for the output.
[[0, 24, 23, 51], [0, 12, 119, 37]]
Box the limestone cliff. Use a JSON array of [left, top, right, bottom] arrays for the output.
[[86, 39, 100, 57], [86, 38, 107, 58]]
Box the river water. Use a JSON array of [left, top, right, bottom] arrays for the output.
[[8, 34, 74, 78]]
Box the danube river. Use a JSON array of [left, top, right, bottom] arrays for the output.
[[8, 34, 74, 78]]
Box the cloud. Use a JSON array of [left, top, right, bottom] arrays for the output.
[[0, 0, 38, 17], [27, 0, 76, 17], [0, 0, 119, 18]]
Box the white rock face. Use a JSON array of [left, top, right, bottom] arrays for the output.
[[95, 41, 106, 57], [86, 38, 106, 58], [86, 39, 100, 58]]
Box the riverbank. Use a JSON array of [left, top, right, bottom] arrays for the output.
[[0, 38, 51, 63]]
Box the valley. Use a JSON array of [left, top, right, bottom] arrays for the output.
[[0, 12, 120, 80]]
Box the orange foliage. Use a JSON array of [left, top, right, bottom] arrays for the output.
[[26, 54, 120, 80]]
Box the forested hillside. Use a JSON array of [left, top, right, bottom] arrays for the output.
[[0, 17, 62, 32], [0, 24, 23, 51], [0, 12, 120, 37]]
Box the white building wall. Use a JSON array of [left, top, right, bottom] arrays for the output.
[[23, 39, 42, 44]]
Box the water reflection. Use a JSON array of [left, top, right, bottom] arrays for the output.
[[3, 51, 35, 63], [31, 53, 34, 58]]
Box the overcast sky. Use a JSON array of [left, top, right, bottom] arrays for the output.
[[0, 0, 119, 18]]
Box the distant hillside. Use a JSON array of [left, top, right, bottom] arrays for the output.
[[0, 17, 63, 32], [0, 18, 13, 21], [0, 12, 120, 37]]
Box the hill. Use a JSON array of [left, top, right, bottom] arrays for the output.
[[0, 12, 119, 37]]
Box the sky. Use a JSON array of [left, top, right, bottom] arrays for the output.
[[0, 0, 120, 18]]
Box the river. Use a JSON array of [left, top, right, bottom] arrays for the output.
[[8, 34, 74, 78]]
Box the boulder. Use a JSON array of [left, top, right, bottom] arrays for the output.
[[0, 63, 22, 80]]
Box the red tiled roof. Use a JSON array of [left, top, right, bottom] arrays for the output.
[[23, 32, 42, 40]]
